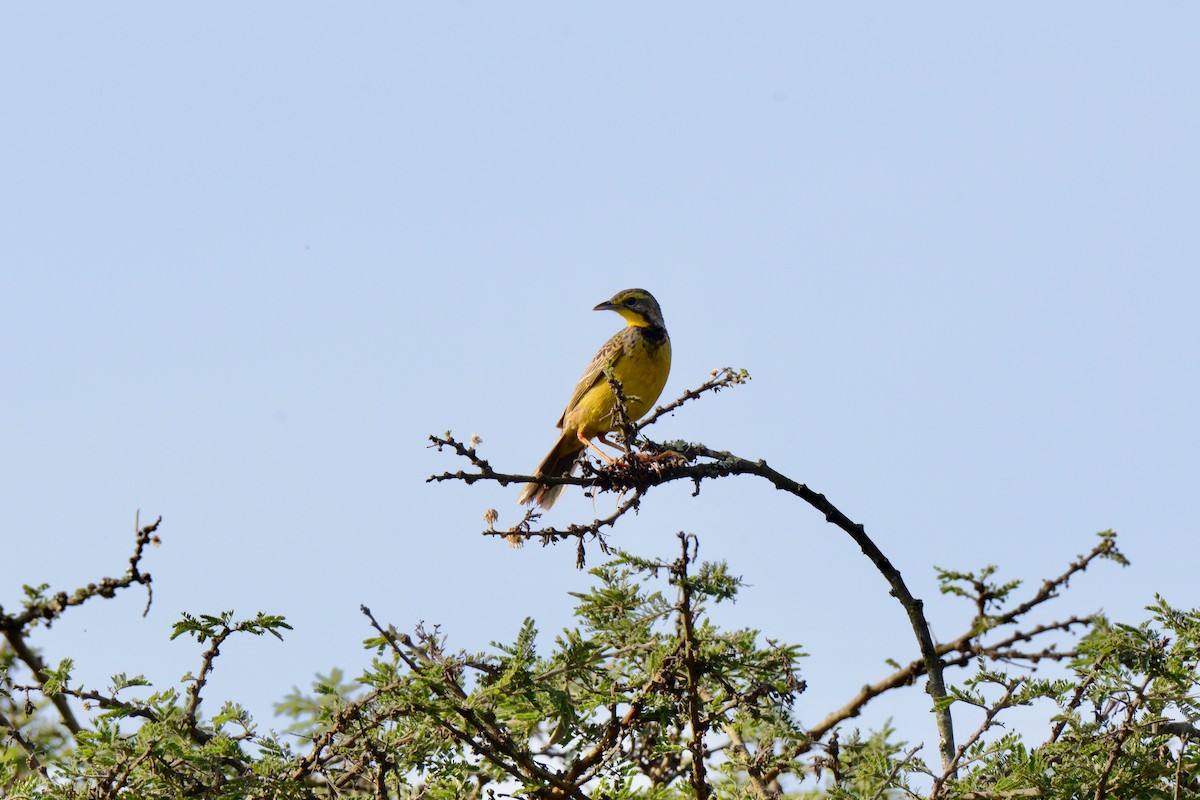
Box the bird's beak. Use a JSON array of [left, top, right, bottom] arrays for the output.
[[593, 300, 617, 312]]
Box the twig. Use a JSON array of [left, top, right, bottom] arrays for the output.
[[796, 616, 1089, 773], [12, 681, 211, 746], [717, 710, 775, 800], [872, 743, 923, 800], [1045, 653, 1108, 748], [637, 368, 750, 430], [0, 708, 49, 780], [0, 516, 159, 737], [986, 535, 1123, 633], [562, 642, 687, 788], [3, 515, 158, 630], [932, 682, 1020, 797], [290, 683, 387, 782], [602, 368, 637, 456], [183, 627, 229, 736], [106, 739, 157, 799], [2, 627, 81, 734], [673, 533, 710, 800], [1094, 675, 1153, 800], [483, 491, 642, 567]]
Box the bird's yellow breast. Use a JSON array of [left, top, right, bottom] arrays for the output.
[[564, 329, 671, 438]]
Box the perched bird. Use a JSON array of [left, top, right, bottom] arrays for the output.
[[518, 288, 672, 510]]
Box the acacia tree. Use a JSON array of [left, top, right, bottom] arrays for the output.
[[3, 369, 1198, 799]]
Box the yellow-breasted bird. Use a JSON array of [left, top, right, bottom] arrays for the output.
[[518, 288, 672, 510]]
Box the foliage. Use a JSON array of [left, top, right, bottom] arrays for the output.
[[3, 373, 1198, 798], [4, 523, 1197, 799]]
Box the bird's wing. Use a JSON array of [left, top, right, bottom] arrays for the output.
[[555, 330, 629, 429]]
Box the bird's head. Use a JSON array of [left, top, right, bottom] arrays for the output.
[[594, 288, 666, 330]]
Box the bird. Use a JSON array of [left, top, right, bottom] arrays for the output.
[[518, 288, 672, 510]]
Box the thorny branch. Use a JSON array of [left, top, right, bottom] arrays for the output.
[[673, 533, 711, 800], [485, 491, 643, 569], [430, 369, 1131, 785], [2, 514, 158, 631], [798, 535, 1115, 751], [10, 682, 187, 736], [932, 680, 1022, 797], [1095, 674, 1154, 800], [430, 368, 966, 770], [0, 709, 48, 779], [183, 627, 229, 736], [1045, 652, 1108, 749], [0, 515, 159, 743]]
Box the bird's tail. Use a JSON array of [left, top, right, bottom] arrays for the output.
[[517, 434, 583, 509]]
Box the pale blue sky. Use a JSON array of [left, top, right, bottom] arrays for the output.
[[3, 4, 1198, 758]]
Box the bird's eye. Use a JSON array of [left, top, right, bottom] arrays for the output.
[[624, 296, 637, 306]]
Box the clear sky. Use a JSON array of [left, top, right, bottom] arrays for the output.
[[3, 3, 1198, 760]]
